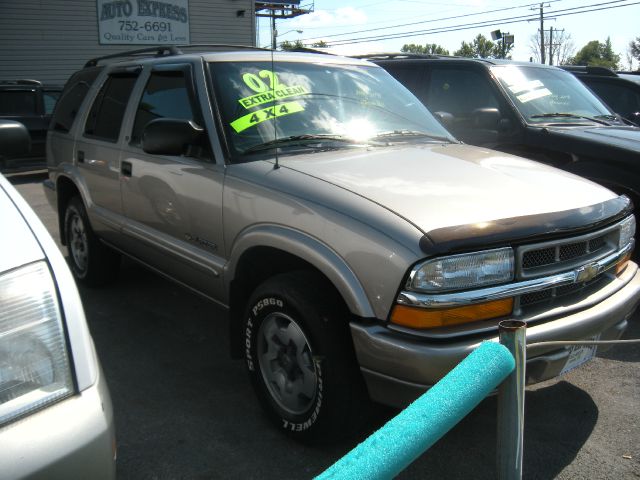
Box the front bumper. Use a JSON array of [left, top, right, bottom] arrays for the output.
[[351, 263, 640, 409], [0, 365, 116, 480]]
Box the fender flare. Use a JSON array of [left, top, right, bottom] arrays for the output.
[[225, 224, 376, 319]]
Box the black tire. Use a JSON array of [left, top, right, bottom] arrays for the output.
[[64, 196, 120, 286], [243, 271, 369, 443]]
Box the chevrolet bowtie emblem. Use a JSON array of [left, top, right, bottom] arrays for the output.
[[576, 263, 600, 283]]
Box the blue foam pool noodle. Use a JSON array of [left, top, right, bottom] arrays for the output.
[[316, 341, 515, 480]]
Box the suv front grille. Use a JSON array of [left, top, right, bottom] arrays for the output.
[[515, 224, 623, 313], [518, 231, 616, 279]]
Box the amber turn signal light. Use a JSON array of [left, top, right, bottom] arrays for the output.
[[390, 298, 514, 330], [616, 253, 632, 276]]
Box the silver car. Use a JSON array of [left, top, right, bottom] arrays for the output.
[[0, 121, 116, 479]]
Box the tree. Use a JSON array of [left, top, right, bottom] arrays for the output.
[[529, 29, 575, 65], [401, 43, 450, 55], [280, 39, 304, 51], [569, 37, 621, 70], [453, 34, 512, 59], [630, 36, 640, 66], [311, 40, 328, 48]]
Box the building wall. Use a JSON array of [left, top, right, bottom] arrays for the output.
[[0, 0, 255, 85]]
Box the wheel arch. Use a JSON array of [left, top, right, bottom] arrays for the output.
[[56, 174, 82, 246], [226, 226, 375, 358]]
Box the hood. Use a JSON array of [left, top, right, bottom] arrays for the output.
[[278, 143, 617, 234], [0, 176, 44, 273], [539, 125, 640, 161], [545, 125, 640, 148]]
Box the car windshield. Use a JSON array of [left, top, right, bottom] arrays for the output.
[[209, 59, 454, 158], [491, 65, 615, 124]]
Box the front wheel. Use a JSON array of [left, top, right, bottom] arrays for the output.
[[64, 196, 120, 286], [243, 271, 369, 443]]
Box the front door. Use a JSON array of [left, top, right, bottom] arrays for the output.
[[119, 64, 226, 301]]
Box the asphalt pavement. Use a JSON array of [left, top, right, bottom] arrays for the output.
[[9, 172, 640, 480]]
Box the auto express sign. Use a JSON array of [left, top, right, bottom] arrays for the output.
[[97, 0, 189, 45]]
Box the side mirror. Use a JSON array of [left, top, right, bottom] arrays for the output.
[[142, 118, 205, 156], [433, 111, 454, 128], [472, 108, 501, 129], [0, 120, 31, 156]]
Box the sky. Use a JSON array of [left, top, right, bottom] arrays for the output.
[[257, 0, 640, 69]]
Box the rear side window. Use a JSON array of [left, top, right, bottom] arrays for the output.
[[382, 64, 429, 104], [585, 80, 640, 116], [84, 73, 139, 142], [426, 68, 499, 115], [0, 90, 37, 115], [130, 70, 196, 144], [51, 67, 102, 133], [43, 90, 60, 115]]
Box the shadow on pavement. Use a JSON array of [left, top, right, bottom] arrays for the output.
[[73, 259, 599, 480]]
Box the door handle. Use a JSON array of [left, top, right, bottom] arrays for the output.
[[121, 160, 132, 177], [77, 150, 85, 163]]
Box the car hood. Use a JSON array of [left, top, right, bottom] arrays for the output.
[[0, 175, 44, 273], [536, 126, 640, 159], [542, 125, 640, 152], [278, 143, 617, 234]]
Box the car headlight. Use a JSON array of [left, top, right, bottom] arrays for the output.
[[407, 247, 515, 292], [619, 215, 636, 250], [0, 261, 74, 426]]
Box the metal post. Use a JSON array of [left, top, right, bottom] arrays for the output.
[[497, 320, 527, 480]]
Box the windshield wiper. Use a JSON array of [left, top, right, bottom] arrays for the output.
[[374, 130, 453, 142], [243, 134, 358, 154], [529, 113, 611, 126]]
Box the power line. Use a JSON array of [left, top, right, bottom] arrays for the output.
[[301, 0, 563, 42], [321, 0, 639, 46]]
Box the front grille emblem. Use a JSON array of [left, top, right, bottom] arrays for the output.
[[576, 263, 600, 283]]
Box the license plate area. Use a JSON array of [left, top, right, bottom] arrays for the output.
[[560, 335, 600, 375]]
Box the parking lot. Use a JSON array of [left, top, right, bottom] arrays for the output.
[[10, 171, 640, 480]]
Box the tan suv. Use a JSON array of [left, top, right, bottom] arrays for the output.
[[45, 46, 639, 442]]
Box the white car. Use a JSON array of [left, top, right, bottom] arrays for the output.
[[0, 120, 116, 479]]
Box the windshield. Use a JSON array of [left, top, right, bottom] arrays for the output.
[[491, 65, 615, 124], [209, 60, 454, 158]]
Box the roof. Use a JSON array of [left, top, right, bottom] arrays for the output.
[[83, 44, 369, 69], [355, 53, 557, 69]]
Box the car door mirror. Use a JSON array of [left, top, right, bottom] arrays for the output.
[[472, 108, 501, 129], [0, 120, 31, 156], [434, 111, 454, 128], [142, 118, 205, 156]]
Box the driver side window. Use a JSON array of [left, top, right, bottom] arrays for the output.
[[131, 70, 196, 145]]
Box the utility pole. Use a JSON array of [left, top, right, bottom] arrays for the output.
[[549, 26, 553, 65], [271, 15, 277, 50], [539, 3, 545, 64]]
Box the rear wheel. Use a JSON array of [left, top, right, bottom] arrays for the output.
[[64, 196, 120, 286], [243, 271, 369, 443]]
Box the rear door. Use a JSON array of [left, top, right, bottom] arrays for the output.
[[74, 68, 141, 243], [119, 62, 226, 301]]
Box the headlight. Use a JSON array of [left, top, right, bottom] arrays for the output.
[[0, 262, 74, 426], [408, 247, 515, 292], [619, 215, 636, 250]]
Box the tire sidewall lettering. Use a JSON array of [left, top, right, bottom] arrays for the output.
[[244, 295, 323, 433]]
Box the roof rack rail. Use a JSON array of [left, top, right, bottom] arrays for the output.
[[0, 79, 43, 86], [84, 44, 268, 68], [561, 65, 617, 77], [287, 46, 335, 55], [354, 52, 456, 60]]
